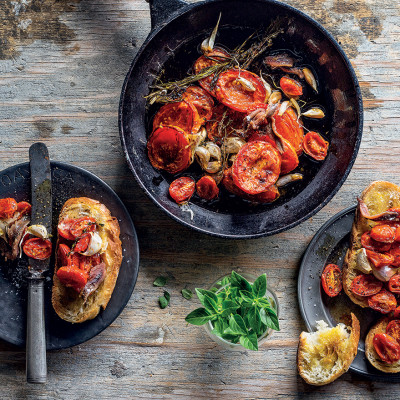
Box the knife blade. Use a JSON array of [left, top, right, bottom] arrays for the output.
[[26, 142, 52, 384]]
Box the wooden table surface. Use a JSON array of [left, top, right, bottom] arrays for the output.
[[1, 0, 399, 398]]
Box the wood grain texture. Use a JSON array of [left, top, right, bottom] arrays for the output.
[[0, 0, 400, 398]]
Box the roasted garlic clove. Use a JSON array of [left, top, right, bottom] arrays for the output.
[[303, 67, 318, 93], [302, 107, 325, 119]]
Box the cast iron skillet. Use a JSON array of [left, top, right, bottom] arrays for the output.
[[119, 0, 363, 239]]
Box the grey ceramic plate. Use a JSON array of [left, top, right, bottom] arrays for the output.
[[0, 162, 139, 350]]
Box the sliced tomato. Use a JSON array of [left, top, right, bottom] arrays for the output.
[[302, 131, 329, 161], [0, 198, 17, 219], [361, 232, 392, 253], [370, 225, 395, 243], [388, 275, 400, 293], [373, 333, 400, 363], [182, 86, 214, 125], [280, 76, 303, 97], [394, 307, 400, 319], [56, 266, 88, 293], [58, 218, 76, 240], [147, 126, 192, 174], [196, 176, 219, 200], [321, 264, 342, 297], [169, 177, 195, 204], [350, 274, 383, 296], [215, 69, 268, 114], [23, 238, 52, 260], [58, 243, 71, 266], [368, 289, 397, 314], [74, 233, 91, 253], [365, 249, 394, 268], [275, 135, 299, 174], [69, 252, 81, 268], [16, 201, 31, 216], [232, 141, 281, 194], [386, 320, 400, 345], [79, 254, 101, 273], [70, 217, 96, 238]]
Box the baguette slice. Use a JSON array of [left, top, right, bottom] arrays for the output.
[[297, 313, 360, 385], [343, 181, 400, 308], [52, 197, 122, 323], [365, 317, 400, 373]]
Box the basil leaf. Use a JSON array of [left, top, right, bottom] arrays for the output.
[[239, 332, 258, 351], [260, 308, 280, 331], [159, 295, 169, 309], [226, 314, 248, 335], [217, 276, 231, 287], [258, 297, 272, 308], [248, 306, 261, 333], [195, 288, 218, 306], [185, 308, 213, 325], [240, 290, 255, 303], [203, 294, 219, 314], [252, 273, 267, 298], [153, 276, 167, 287], [181, 289, 193, 300], [231, 271, 252, 292], [221, 300, 240, 317], [163, 290, 170, 302]]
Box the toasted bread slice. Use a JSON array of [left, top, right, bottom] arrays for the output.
[[343, 181, 400, 308], [297, 313, 360, 385], [365, 317, 400, 373], [51, 197, 122, 323]]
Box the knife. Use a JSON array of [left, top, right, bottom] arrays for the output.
[[26, 142, 52, 384]]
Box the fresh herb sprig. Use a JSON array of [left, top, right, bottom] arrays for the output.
[[185, 271, 279, 351]]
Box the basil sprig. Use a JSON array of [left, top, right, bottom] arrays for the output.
[[184, 271, 279, 351]]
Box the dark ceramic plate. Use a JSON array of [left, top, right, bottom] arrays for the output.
[[298, 206, 400, 381], [0, 162, 139, 350]]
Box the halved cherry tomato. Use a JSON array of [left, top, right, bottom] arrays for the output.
[[215, 69, 268, 114], [74, 233, 91, 253], [302, 131, 329, 161], [370, 225, 395, 244], [390, 244, 400, 267], [69, 252, 81, 268], [373, 333, 400, 363], [16, 201, 31, 216], [56, 266, 88, 292], [395, 227, 400, 242], [182, 86, 214, 124], [394, 307, 400, 319], [350, 274, 383, 296], [23, 238, 52, 260], [361, 232, 391, 252], [79, 254, 101, 273], [368, 289, 397, 314], [365, 249, 394, 268], [232, 141, 281, 194], [321, 263, 342, 297], [280, 76, 303, 97], [388, 275, 400, 293], [247, 131, 277, 147], [196, 176, 219, 200], [275, 135, 299, 174], [169, 177, 195, 204], [147, 126, 192, 174], [58, 244, 71, 266], [0, 198, 17, 219], [70, 217, 96, 238], [386, 320, 400, 345], [58, 218, 76, 240]]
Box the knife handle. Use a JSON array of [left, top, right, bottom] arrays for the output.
[[26, 278, 47, 384]]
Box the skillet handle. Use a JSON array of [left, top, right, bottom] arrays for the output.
[[147, 0, 187, 30]]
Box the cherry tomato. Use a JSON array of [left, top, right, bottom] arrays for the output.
[[390, 244, 400, 267], [23, 238, 52, 260], [394, 227, 400, 242], [58, 219, 76, 240], [147, 126, 192, 174], [79, 254, 101, 273], [16, 201, 31, 216], [69, 252, 81, 268], [215, 69, 268, 114], [321, 263, 342, 297], [368, 289, 397, 314], [74, 233, 91, 253], [386, 320, 400, 345], [350, 274, 383, 296], [0, 198, 17, 219], [70, 217, 96, 238], [232, 141, 281, 194], [169, 177, 195, 204], [365, 249, 394, 268], [373, 333, 400, 363], [394, 306, 400, 319], [58, 244, 71, 266], [196, 176, 219, 200], [56, 266, 88, 292], [182, 86, 214, 124], [361, 232, 391, 253], [302, 131, 329, 161], [280, 76, 303, 97], [370, 225, 395, 243], [388, 275, 400, 293], [275, 136, 299, 174]]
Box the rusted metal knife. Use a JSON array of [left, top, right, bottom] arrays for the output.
[[26, 142, 52, 384]]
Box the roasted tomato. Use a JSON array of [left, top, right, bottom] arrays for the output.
[[193, 48, 231, 95], [302, 131, 329, 161], [74, 233, 91, 253], [23, 238, 52, 260], [321, 264, 342, 297], [361, 232, 391, 253], [215, 69, 268, 114], [390, 244, 400, 267], [58, 218, 76, 241], [58, 243, 71, 266], [169, 177, 195, 204], [70, 217, 96, 238], [147, 126, 192, 174], [370, 225, 395, 244], [280, 76, 303, 97], [368, 289, 397, 314], [394, 307, 400, 319], [16, 201, 31, 216], [232, 141, 281, 194], [373, 333, 400, 363], [182, 86, 214, 125], [350, 274, 383, 296], [386, 320, 400, 345], [79, 254, 101, 273], [395, 227, 400, 242], [271, 107, 304, 155], [56, 266, 88, 293], [0, 198, 17, 219], [275, 136, 299, 174], [196, 176, 219, 200], [388, 275, 400, 293], [247, 131, 277, 147], [365, 249, 394, 268]]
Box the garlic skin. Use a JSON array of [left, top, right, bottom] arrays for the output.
[[80, 232, 103, 256], [372, 265, 397, 282]]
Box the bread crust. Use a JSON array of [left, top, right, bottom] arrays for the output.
[[342, 181, 400, 308], [365, 317, 400, 373], [51, 197, 122, 323]]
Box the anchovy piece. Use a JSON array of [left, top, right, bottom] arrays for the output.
[[358, 198, 400, 221], [6, 215, 30, 260], [81, 263, 106, 301], [264, 54, 294, 69]]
